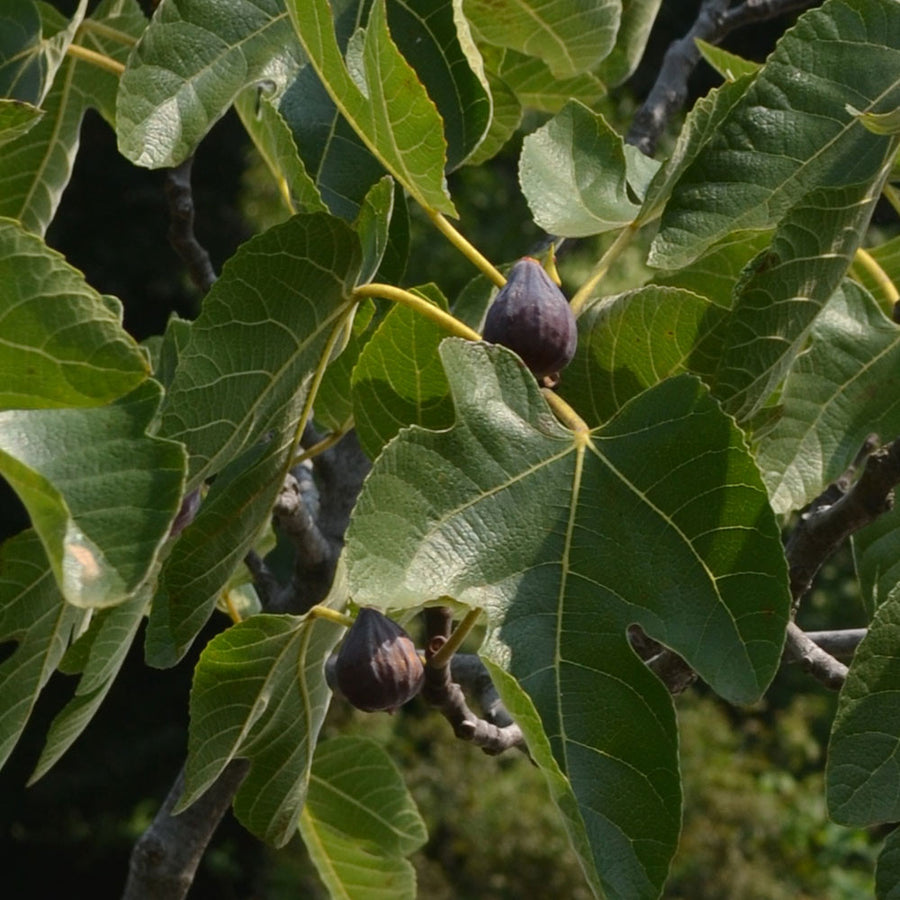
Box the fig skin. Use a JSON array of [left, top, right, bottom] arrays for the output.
[[482, 257, 577, 379], [335, 608, 425, 713]]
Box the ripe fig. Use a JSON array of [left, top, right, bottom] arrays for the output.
[[482, 257, 577, 380], [335, 608, 425, 712]]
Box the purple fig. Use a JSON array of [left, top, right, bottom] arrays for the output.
[[482, 257, 577, 380], [335, 608, 424, 712]]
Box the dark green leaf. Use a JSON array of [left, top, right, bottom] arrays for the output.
[[346, 340, 791, 899]]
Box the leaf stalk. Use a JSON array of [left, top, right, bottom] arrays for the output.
[[428, 607, 483, 669], [65, 43, 125, 76], [569, 223, 637, 316], [353, 283, 482, 341], [424, 209, 506, 287]]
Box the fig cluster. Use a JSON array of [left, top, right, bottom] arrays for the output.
[[482, 257, 577, 380], [334, 608, 425, 713]]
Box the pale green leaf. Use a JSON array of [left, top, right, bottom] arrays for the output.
[[463, 68, 521, 166], [596, 0, 662, 87], [181, 612, 344, 846], [286, 0, 455, 215], [756, 283, 900, 515], [849, 103, 900, 136], [0, 529, 86, 772], [346, 339, 791, 899], [0, 218, 149, 409], [158, 213, 360, 487], [492, 47, 605, 114], [650, 0, 900, 269], [827, 587, 900, 825], [0, 381, 186, 608], [851, 232, 900, 310], [463, 0, 619, 78], [388, 0, 490, 170], [299, 735, 427, 900], [695, 38, 760, 82], [116, 0, 300, 168], [520, 100, 639, 237], [0, 98, 42, 145]]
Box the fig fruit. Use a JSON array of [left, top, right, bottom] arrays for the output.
[[335, 608, 425, 712], [482, 257, 577, 379]]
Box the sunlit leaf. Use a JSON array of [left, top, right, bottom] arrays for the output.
[[0, 381, 186, 608], [299, 735, 427, 900], [463, 0, 619, 78], [650, 0, 900, 268], [694, 38, 760, 83], [710, 167, 895, 422], [520, 100, 639, 237], [0, 0, 146, 234], [116, 0, 300, 168], [0, 217, 149, 409], [286, 0, 455, 215], [756, 282, 900, 515], [180, 611, 344, 846]]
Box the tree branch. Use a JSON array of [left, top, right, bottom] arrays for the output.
[[164, 156, 217, 294], [783, 436, 900, 689], [122, 762, 249, 900], [626, 0, 817, 156]]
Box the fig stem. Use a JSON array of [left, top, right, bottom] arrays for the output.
[[79, 19, 139, 47], [424, 210, 506, 288], [66, 43, 125, 76], [428, 607, 482, 670], [353, 283, 482, 341], [543, 390, 590, 439], [852, 246, 898, 311], [569, 223, 637, 317], [292, 417, 354, 466], [308, 605, 355, 628], [284, 303, 358, 485]]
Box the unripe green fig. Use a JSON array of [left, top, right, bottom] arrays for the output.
[[482, 257, 577, 380], [335, 608, 425, 712]]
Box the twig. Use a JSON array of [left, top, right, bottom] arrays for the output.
[[423, 632, 524, 755], [782, 436, 900, 689], [798, 628, 866, 661], [626, 0, 817, 156], [784, 623, 848, 690], [785, 436, 899, 605], [164, 157, 217, 294], [122, 762, 249, 900]]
